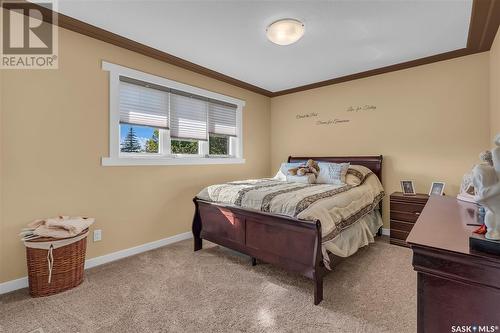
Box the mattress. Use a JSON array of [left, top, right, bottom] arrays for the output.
[[197, 174, 385, 268]]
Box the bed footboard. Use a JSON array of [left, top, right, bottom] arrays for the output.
[[192, 198, 326, 304]]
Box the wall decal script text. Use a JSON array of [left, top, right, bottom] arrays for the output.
[[346, 105, 377, 112], [296, 112, 319, 120], [316, 119, 350, 126]]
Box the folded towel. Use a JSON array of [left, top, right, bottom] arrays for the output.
[[24, 216, 95, 239]]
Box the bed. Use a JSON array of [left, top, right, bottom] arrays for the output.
[[192, 155, 384, 305]]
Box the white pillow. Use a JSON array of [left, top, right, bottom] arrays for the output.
[[286, 174, 316, 184], [316, 162, 350, 185], [273, 162, 302, 181]]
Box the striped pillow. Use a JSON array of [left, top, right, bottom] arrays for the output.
[[316, 162, 350, 185]]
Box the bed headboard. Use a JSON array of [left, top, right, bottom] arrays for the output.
[[287, 155, 383, 182]]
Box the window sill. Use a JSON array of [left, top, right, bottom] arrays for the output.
[[101, 156, 246, 166]]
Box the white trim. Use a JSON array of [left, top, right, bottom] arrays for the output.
[[102, 61, 245, 108], [108, 71, 120, 159], [236, 103, 243, 158], [101, 157, 245, 166], [0, 231, 192, 295], [381, 228, 390, 236], [199, 140, 209, 157], [84, 231, 191, 269], [0, 277, 28, 295], [102, 61, 245, 167]]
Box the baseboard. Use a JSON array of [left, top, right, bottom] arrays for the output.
[[381, 228, 390, 236], [0, 231, 192, 295], [0, 276, 28, 295], [84, 231, 192, 269]]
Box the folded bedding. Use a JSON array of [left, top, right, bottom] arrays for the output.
[[196, 168, 385, 267]]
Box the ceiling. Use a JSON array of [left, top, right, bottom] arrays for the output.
[[54, 0, 473, 93]]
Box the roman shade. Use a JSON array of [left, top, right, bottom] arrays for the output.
[[119, 80, 169, 129], [170, 92, 208, 141], [119, 75, 240, 142], [208, 102, 237, 137]]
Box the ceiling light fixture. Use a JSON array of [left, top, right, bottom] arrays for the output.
[[266, 19, 304, 46]]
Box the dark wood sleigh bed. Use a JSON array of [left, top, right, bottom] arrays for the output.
[[192, 155, 383, 305]]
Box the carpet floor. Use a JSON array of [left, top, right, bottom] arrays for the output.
[[0, 238, 416, 333]]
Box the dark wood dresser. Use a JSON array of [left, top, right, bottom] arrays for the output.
[[407, 196, 500, 333], [390, 192, 429, 247]]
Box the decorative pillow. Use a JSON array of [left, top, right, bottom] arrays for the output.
[[273, 162, 302, 181], [345, 165, 374, 186], [286, 174, 316, 184], [315, 162, 350, 185]]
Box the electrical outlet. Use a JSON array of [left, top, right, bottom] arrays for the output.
[[93, 229, 102, 242]]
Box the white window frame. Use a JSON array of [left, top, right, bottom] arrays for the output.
[[101, 61, 245, 166]]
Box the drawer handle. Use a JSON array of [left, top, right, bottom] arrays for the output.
[[414, 212, 421, 216]]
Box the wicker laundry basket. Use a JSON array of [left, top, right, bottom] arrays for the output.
[[24, 228, 88, 297]]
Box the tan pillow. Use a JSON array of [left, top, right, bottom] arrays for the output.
[[345, 165, 373, 186]]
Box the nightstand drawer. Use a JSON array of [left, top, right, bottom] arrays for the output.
[[390, 201, 426, 214], [390, 229, 410, 241], [390, 210, 422, 223], [390, 220, 414, 233], [389, 192, 429, 247]]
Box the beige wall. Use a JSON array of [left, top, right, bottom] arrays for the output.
[[0, 28, 271, 283], [271, 53, 491, 227], [491, 28, 500, 141], [0, 26, 496, 284]]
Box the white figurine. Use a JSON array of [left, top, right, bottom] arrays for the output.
[[472, 134, 500, 240]]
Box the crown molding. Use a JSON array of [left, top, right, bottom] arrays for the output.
[[270, 48, 476, 97], [15, 0, 500, 97]]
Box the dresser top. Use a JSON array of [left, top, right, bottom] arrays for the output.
[[390, 192, 429, 203], [406, 195, 479, 255]]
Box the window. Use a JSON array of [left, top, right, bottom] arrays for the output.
[[171, 139, 199, 155], [120, 124, 159, 154], [209, 135, 229, 155], [101, 62, 245, 166]]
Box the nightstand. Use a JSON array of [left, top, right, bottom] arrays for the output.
[[390, 192, 429, 247]]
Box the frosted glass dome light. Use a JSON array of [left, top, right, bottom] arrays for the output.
[[266, 19, 305, 46]]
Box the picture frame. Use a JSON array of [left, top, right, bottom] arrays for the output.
[[400, 180, 416, 196], [429, 182, 446, 196]]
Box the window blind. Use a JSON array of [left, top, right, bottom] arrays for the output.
[[119, 80, 169, 129], [208, 102, 237, 137], [170, 92, 208, 141]]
